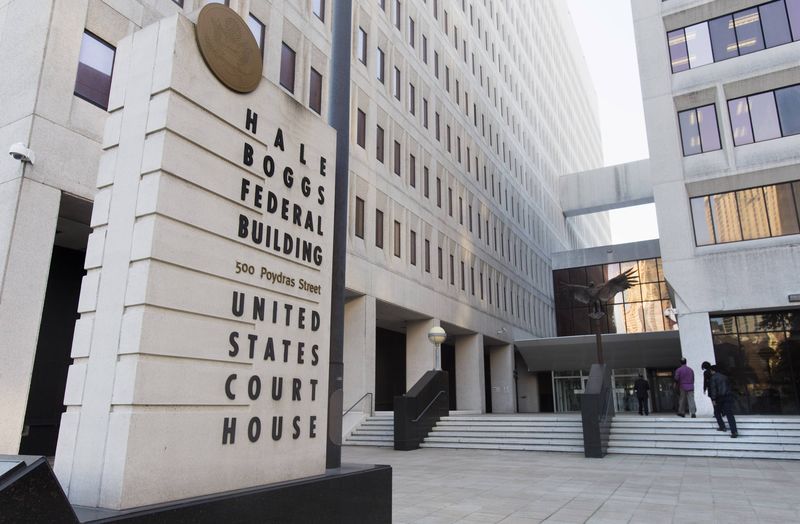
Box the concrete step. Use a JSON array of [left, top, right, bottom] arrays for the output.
[[610, 433, 800, 445], [421, 442, 583, 453], [343, 440, 393, 447], [430, 429, 581, 438], [425, 435, 583, 445], [607, 446, 800, 460]]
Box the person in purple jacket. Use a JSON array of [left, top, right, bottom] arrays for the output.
[[674, 358, 696, 418]]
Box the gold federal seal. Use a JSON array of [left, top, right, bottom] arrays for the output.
[[196, 4, 262, 93]]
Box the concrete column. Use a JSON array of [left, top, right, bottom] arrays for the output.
[[342, 294, 375, 435], [489, 344, 515, 413], [0, 178, 60, 453], [677, 312, 715, 416], [406, 318, 436, 390], [455, 333, 485, 412]]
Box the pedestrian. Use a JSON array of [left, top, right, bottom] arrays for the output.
[[708, 365, 738, 438], [634, 374, 650, 415], [702, 361, 725, 432], [674, 358, 696, 418]]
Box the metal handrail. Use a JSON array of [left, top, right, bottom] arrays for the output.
[[342, 392, 373, 417], [412, 390, 446, 423]]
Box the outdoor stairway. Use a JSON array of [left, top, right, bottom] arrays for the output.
[[608, 415, 800, 460], [344, 412, 394, 447], [420, 414, 584, 453]]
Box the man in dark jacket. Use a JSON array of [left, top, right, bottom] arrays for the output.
[[708, 365, 738, 438], [702, 361, 725, 431], [634, 374, 650, 415]]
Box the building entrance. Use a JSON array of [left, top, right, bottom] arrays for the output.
[[374, 327, 406, 411]]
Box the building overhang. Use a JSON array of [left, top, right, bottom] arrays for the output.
[[515, 331, 681, 372]]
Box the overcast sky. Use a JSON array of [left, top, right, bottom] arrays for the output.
[[566, 0, 659, 244]]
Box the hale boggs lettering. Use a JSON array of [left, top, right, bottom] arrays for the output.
[[237, 108, 328, 267], [222, 290, 324, 445]]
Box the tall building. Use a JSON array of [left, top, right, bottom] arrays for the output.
[[0, 0, 605, 457]]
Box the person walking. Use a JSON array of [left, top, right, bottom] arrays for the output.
[[702, 361, 726, 431], [674, 358, 696, 418], [634, 374, 650, 415], [708, 365, 738, 438]]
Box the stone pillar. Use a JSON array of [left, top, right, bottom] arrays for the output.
[[0, 178, 60, 453], [342, 294, 375, 434], [405, 318, 437, 390], [677, 312, 715, 416], [455, 333, 485, 412], [489, 344, 515, 413]]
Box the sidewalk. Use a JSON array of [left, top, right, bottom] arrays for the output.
[[343, 445, 800, 523]]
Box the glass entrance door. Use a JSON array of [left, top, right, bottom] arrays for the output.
[[612, 368, 646, 413], [553, 370, 588, 412]]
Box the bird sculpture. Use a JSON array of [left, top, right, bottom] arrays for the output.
[[560, 267, 638, 320]]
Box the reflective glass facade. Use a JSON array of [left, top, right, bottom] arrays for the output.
[[553, 258, 674, 336], [712, 311, 800, 414]]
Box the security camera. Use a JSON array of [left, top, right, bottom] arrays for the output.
[[8, 143, 34, 164]]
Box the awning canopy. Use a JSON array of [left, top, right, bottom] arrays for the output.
[[515, 331, 682, 372]]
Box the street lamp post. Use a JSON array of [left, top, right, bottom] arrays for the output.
[[427, 326, 447, 371]]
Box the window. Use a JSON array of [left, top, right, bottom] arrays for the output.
[[247, 14, 265, 53], [690, 181, 800, 246], [424, 240, 431, 272], [460, 261, 465, 290], [357, 109, 366, 148], [437, 247, 443, 279], [409, 154, 416, 187], [172, 0, 183, 6], [394, 221, 401, 257], [436, 177, 442, 207], [355, 197, 365, 238], [309, 67, 322, 114], [423, 167, 429, 197], [358, 28, 368, 65], [280, 43, 296, 92], [74, 31, 115, 110], [423, 98, 429, 128], [394, 0, 401, 30], [409, 17, 415, 47], [449, 255, 454, 285], [410, 230, 417, 265], [393, 67, 401, 100], [448, 187, 453, 216], [422, 35, 428, 63], [459, 197, 463, 224], [435, 112, 440, 140], [434, 51, 439, 78], [376, 47, 385, 83], [376, 125, 385, 163], [409, 83, 415, 114], [375, 210, 384, 248], [394, 141, 401, 175], [313, 0, 325, 21], [729, 84, 800, 146], [668, 1, 800, 73], [678, 104, 720, 156]]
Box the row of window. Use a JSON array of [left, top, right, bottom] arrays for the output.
[[352, 197, 549, 329], [668, 0, 800, 73], [677, 83, 800, 156], [690, 180, 800, 246]]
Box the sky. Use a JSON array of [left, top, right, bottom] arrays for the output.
[[566, 0, 659, 245]]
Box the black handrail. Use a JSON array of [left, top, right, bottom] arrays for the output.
[[412, 390, 446, 422], [342, 392, 373, 417], [393, 370, 450, 450]]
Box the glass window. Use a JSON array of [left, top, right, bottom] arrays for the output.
[[678, 109, 702, 156], [313, 0, 325, 21], [393, 141, 401, 175], [736, 187, 770, 240], [697, 104, 721, 151], [764, 183, 800, 236], [376, 48, 385, 83], [74, 31, 115, 110], [760, 0, 792, 47], [376, 125, 384, 163], [788, 0, 800, 40], [393, 67, 401, 100], [356, 109, 366, 148], [247, 14, 265, 53], [280, 43, 296, 93], [358, 28, 367, 65], [425, 239, 430, 272], [668, 29, 690, 73], [309, 67, 322, 114], [643, 301, 665, 331], [408, 83, 415, 114], [409, 154, 416, 187], [776, 84, 800, 136], [749, 92, 781, 142], [638, 259, 659, 283], [728, 97, 754, 146], [711, 192, 743, 243], [394, 0, 401, 30], [685, 22, 713, 68], [355, 197, 365, 238], [691, 196, 715, 246], [709, 15, 739, 61], [410, 230, 416, 265], [409, 17, 415, 47], [375, 210, 384, 248], [733, 7, 766, 55], [394, 221, 401, 257]]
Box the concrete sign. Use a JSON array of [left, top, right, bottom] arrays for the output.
[[54, 14, 335, 510]]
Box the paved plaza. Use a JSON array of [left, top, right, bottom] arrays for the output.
[[342, 445, 800, 523]]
